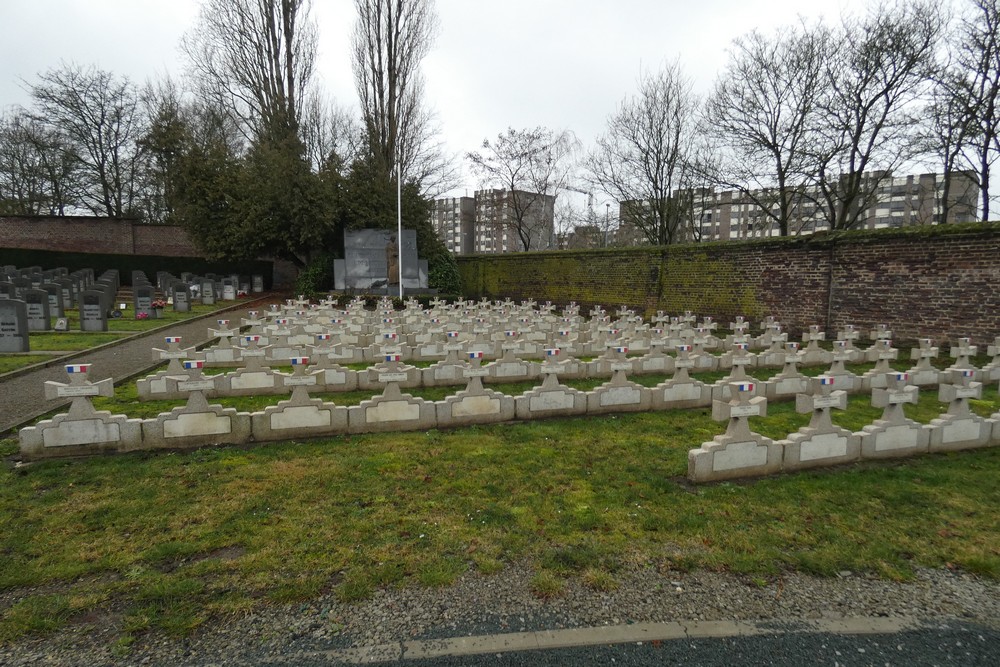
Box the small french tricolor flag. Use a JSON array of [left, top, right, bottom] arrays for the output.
[[331, 318, 342, 324], [296, 310, 306, 316], [165, 336, 181, 344], [895, 372, 909, 382], [384, 333, 397, 340], [735, 342, 749, 351], [66, 364, 90, 374], [819, 376, 835, 386], [245, 335, 260, 343], [736, 381, 754, 392], [520, 318, 530, 324], [677, 345, 692, 353], [385, 353, 401, 362], [559, 330, 571, 336], [884, 339, 893, 347], [505, 330, 518, 337], [291, 357, 309, 366], [183, 360, 204, 370], [447, 331, 459, 338], [277, 318, 289, 325], [545, 348, 560, 357], [217, 319, 229, 326], [962, 369, 974, 378], [316, 334, 331, 341], [469, 351, 484, 360], [383, 318, 393, 324], [616, 347, 628, 354], [788, 342, 800, 350], [654, 328, 664, 335], [249, 311, 258, 317], [430, 318, 440, 324], [610, 329, 620, 336]]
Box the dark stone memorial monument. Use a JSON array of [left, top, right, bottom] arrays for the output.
[[333, 229, 429, 292]]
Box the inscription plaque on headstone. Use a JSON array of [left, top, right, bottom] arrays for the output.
[[134, 285, 154, 319]]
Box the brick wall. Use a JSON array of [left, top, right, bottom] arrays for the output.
[[457, 223, 1000, 345], [0, 216, 201, 257]]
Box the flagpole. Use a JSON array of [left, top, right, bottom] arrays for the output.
[[397, 162, 404, 300]]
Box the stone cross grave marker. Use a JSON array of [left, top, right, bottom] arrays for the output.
[[860, 371, 929, 459], [688, 381, 779, 482], [929, 369, 991, 452], [908, 338, 941, 385], [782, 375, 860, 471]]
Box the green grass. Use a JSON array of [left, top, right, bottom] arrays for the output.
[[2, 379, 999, 646], [0, 355, 58, 374], [2, 340, 1000, 646]]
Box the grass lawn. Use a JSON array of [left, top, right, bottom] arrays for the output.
[[0, 355, 61, 375], [1, 361, 998, 647]]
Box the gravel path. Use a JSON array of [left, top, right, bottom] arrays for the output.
[[1, 563, 997, 666], [0, 296, 276, 435]]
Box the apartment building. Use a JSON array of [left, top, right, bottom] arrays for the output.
[[429, 196, 475, 255], [429, 189, 556, 255]]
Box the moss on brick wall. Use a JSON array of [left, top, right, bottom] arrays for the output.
[[457, 222, 1000, 343]]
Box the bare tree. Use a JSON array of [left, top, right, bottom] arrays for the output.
[[586, 62, 699, 245], [467, 126, 578, 251], [812, 1, 941, 230], [27, 63, 145, 218], [953, 0, 1000, 221], [703, 24, 829, 236], [352, 0, 435, 175], [182, 0, 317, 142], [300, 91, 363, 173]]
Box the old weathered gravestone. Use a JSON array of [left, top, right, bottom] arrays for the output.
[[23, 288, 51, 332], [173, 283, 191, 313], [79, 289, 108, 332], [0, 299, 30, 352]]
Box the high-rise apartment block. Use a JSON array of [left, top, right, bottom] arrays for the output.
[[429, 189, 556, 255]]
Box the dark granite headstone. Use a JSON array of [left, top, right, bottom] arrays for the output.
[[0, 299, 30, 352], [173, 284, 191, 312], [80, 290, 108, 332], [40, 282, 65, 318], [24, 288, 51, 331], [134, 285, 154, 319]]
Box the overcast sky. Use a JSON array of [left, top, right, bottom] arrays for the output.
[[0, 0, 905, 200]]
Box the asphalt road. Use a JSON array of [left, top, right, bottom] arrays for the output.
[[258, 621, 1000, 666]]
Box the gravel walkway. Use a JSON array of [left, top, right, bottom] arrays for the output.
[[0, 296, 276, 435], [1, 563, 997, 666]]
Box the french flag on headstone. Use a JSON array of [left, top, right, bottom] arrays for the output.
[[430, 318, 440, 324], [384, 353, 401, 362], [65, 364, 90, 374], [277, 318, 289, 325], [962, 369, 974, 378], [183, 360, 205, 370], [545, 348, 560, 357], [735, 342, 749, 351], [505, 330, 517, 337], [468, 351, 484, 360], [331, 318, 342, 324], [290, 357, 309, 366], [245, 335, 260, 343], [788, 342, 800, 350], [819, 376, 835, 386], [677, 344, 692, 353], [316, 334, 331, 341], [615, 346, 628, 354], [218, 319, 229, 326], [558, 330, 571, 336], [895, 372, 909, 382], [383, 318, 393, 324], [384, 333, 397, 340], [447, 331, 460, 338], [165, 336, 181, 344], [736, 381, 754, 393], [249, 311, 258, 317]]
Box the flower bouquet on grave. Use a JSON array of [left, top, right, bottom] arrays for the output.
[[136, 312, 149, 320], [151, 298, 167, 318]]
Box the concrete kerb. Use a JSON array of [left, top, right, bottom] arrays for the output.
[[292, 615, 926, 664], [0, 295, 276, 437]]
